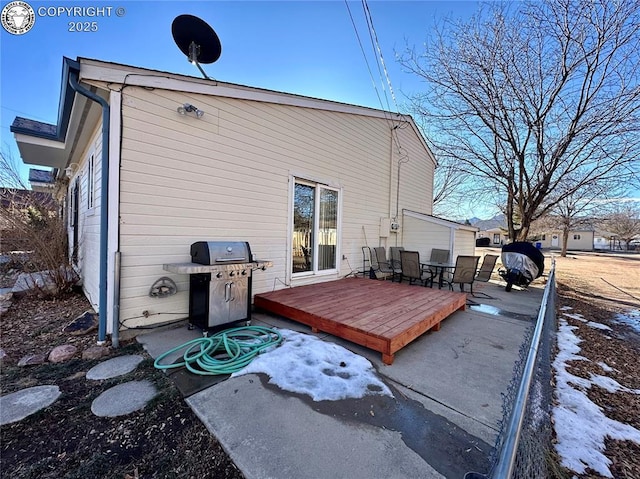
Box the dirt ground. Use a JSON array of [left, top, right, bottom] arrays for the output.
[[0, 292, 244, 479], [1, 250, 639, 478], [544, 251, 640, 479], [551, 251, 640, 310]]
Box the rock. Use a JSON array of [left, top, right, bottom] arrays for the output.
[[63, 311, 99, 336], [48, 344, 78, 363], [18, 353, 47, 366], [0, 348, 7, 361], [11, 267, 78, 296], [82, 345, 110, 361], [0, 288, 13, 315]]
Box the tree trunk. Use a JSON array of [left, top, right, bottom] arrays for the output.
[[516, 225, 529, 242], [561, 227, 569, 257]]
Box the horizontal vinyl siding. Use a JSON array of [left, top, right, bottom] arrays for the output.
[[66, 123, 102, 311], [118, 86, 431, 328], [401, 214, 452, 262], [453, 229, 476, 258]]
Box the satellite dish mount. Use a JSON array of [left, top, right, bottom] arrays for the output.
[[172, 14, 222, 80], [188, 41, 209, 79]]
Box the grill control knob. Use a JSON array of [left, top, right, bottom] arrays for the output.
[[229, 271, 235, 277], [216, 272, 222, 279], [241, 270, 247, 276]]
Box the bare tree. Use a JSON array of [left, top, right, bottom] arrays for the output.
[[530, 180, 613, 256], [400, 0, 640, 240], [0, 149, 77, 296], [0, 147, 27, 189], [601, 204, 640, 250]]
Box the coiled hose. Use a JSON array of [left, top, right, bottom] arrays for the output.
[[153, 325, 283, 375]]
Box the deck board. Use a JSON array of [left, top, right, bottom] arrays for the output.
[[254, 278, 467, 364]]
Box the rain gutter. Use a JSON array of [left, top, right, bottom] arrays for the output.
[[67, 61, 110, 345]]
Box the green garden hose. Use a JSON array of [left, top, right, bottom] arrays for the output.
[[153, 325, 283, 375]]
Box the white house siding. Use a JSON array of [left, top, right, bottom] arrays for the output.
[[401, 211, 476, 264], [539, 231, 594, 251], [453, 229, 476, 258], [117, 86, 433, 328], [66, 122, 102, 311]]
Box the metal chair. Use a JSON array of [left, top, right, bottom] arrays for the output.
[[445, 256, 480, 293], [430, 248, 450, 263], [371, 247, 400, 281], [399, 250, 429, 286], [424, 248, 451, 286], [389, 246, 404, 272], [472, 254, 499, 298]]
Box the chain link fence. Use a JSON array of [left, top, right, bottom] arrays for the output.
[[467, 263, 557, 479]]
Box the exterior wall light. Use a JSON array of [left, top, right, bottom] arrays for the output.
[[64, 163, 79, 178], [177, 103, 204, 118]]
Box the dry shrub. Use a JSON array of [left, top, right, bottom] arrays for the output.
[[1, 188, 78, 297]]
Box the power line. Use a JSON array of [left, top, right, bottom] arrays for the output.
[[361, 0, 398, 113]]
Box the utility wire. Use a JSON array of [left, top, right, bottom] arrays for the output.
[[345, 0, 406, 155], [344, 0, 388, 116], [361, 0, 398, 113]]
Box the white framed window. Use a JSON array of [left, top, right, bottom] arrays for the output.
[[573, 234, 581, 240], [292, 178, 340, 275], [87, 153, 95, 209]]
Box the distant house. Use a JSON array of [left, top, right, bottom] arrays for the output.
[[536, 229, 594, 251], [11, 57, 477, 341], [473, 215, 508, 246]]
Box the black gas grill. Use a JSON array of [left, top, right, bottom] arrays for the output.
[[164, 241, 272, 333]]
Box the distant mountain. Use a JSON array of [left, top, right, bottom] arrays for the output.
[[470, 214, 506, 231]]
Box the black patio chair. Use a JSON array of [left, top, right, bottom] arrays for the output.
[[472, 254, 499, 298], [445, 255, 480, 293], [424, 248, 451, 284], [389, 246, 404, 271], [399, 250, 429, 286], [371, 247, 401, 281]]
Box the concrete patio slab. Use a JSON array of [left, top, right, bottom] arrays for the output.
[[138, 280, 545, 479]]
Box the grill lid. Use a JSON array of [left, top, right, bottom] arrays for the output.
[[190, 241, 252, 265]]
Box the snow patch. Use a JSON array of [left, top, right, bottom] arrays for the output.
[[232, 329, 393, 401], [553, 319, 640, 477], [613, 310, 640, 334], [563, 312, 587, 323], [586, 321, 612, 331], [597, 362, 615, 373]]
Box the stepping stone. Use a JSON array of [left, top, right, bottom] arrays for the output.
[[0, 385, 61, 425], [91, 380, 157, 417], [86, 355, 144, 380]]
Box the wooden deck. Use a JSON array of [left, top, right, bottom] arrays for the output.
[[254, 278, 467, 365]]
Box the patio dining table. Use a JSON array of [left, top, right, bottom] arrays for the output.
[[421, 260, 456, 289]]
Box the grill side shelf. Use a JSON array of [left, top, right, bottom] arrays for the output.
[[163, 261, 273, 274]]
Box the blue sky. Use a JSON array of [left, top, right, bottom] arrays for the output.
[[1, 0, 480, 179]]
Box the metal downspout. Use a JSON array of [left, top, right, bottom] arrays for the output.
[[68, 69, 110, 345]]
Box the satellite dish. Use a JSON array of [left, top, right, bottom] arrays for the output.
[[172, 14, 222, 79]]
